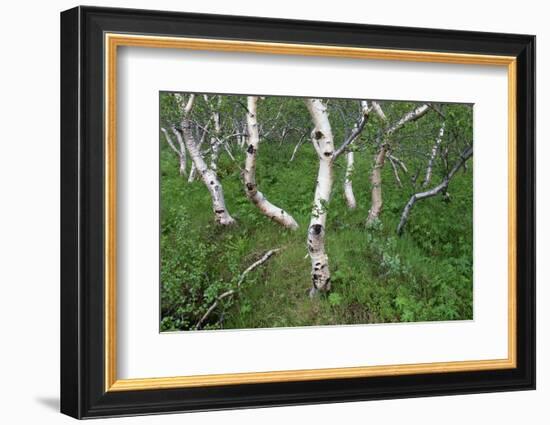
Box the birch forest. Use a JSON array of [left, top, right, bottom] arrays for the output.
[[160, 93, 473, 331]]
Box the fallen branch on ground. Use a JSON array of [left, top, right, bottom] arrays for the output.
[[195, 248, 281, 329]]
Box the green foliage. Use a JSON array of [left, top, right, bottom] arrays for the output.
[[159, 96, 473, 331]]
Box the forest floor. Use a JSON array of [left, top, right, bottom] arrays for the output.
[[160, 140, 473, 331]]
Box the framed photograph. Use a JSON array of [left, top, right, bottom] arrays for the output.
[[60, 6, 535, 419]]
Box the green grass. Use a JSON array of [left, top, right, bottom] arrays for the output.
[[160, 139, 473, 332]]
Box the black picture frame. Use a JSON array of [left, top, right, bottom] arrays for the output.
[[61, 5, 535, 419]]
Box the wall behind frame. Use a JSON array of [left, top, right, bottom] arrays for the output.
[[0, 1, 543, 424]]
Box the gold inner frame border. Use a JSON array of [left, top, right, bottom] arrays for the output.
[[104, 33, 517, 392]]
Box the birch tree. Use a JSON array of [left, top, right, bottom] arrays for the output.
[[366, 103, 430, 225], [397, 144, 473, 235], [161, 126, 187, 176], [305, 99, 370, 295], [179, 94, 236, 225], [343, 101, 371, 209], [421, 122, 446, 188], [243, 96, 299, 230]]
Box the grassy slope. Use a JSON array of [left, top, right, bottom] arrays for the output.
[[160, 139, 473, 331]]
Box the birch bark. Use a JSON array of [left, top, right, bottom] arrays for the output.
[[422, 122, 446, 188], [243, 96, 299, 230], [343, 151, 356, 209], [304, 99, 373, 293], [180, 95, 235, 225], [305, 99, 335, 295], [187, 123, 210, 182], [367, 103, 430, 225]]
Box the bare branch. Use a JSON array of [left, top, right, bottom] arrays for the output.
[[195, 248, 281, 329], [386, 103, 430, 136], [388, 156, 403, 188], [333, 100, 371, 159], [428, 104, 446, 119], [289, 132, 308, 162], [397, 144, 473, 235], [260, 102, 285, 138], [386, 153, 408, 173]]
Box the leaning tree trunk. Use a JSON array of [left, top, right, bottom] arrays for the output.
[[181, 117, 235, 226], [187, 124, 209, 182], [422, 122, 445, 188], [243, 96, 299, 230], [305, 99, 335, 295], [366, 103, 430, 225], [397, 145, 473, 235]]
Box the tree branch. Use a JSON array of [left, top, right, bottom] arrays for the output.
[[289, 132, 308, 162], [183, 94, 195, 116], [386, 153, 409, 173], [333, 100, 371, 159], [195, 248, 281, 329], [161, 127, 180, 156], [386, 103, 430, 136], [371, 101, 387, 121], [388, 155, 403, 187], [397, 144, 473, 235]]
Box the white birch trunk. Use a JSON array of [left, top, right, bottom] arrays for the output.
[[341, 101, 370, 209], [305, 99, 334, 295], [187, 124, 209, 182], [208, 109, 221, 171], [209, 140, 221, 172], [243, 96, 299, 230], [343, 151, 356, 209], [187, 163, 197, 182], [181, 117, 235, 226], [422, 122, 446, 188]]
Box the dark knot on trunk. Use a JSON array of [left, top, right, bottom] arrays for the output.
[[310, 224, 323, 235]]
